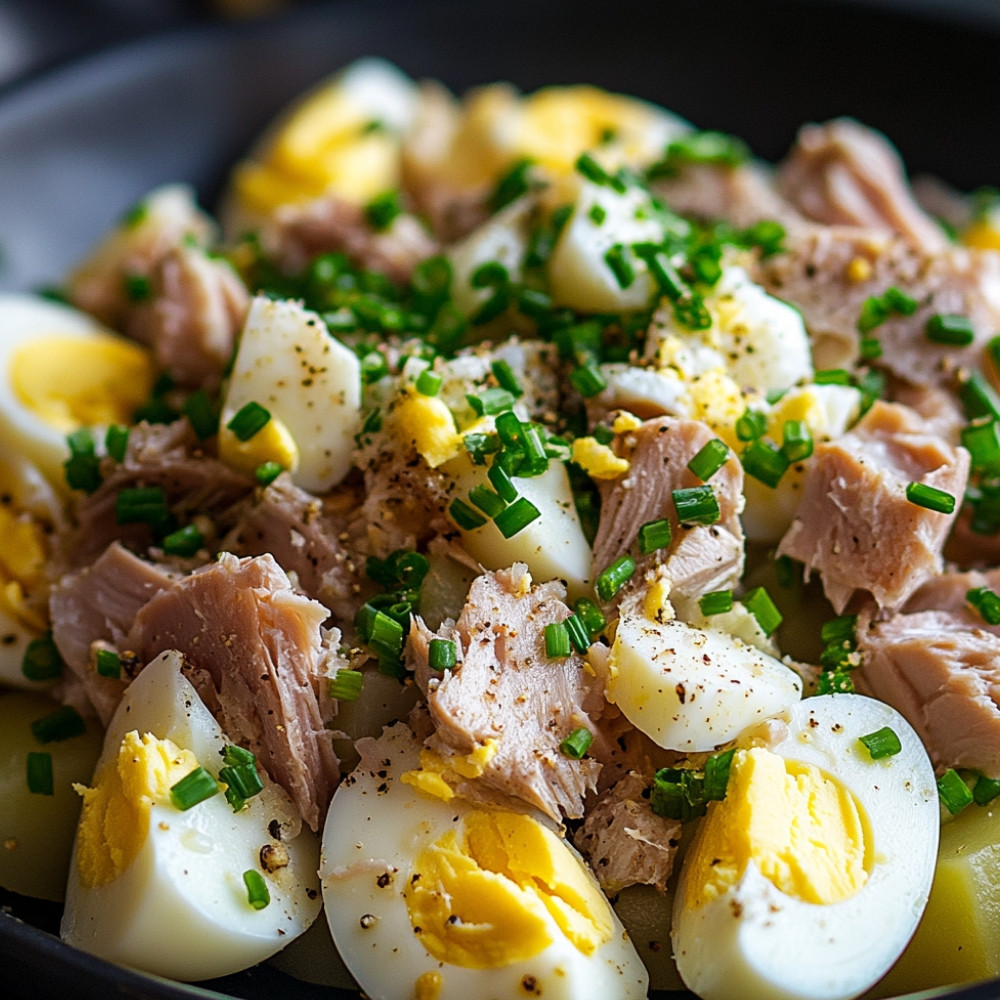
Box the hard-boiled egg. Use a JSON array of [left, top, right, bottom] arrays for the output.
[[320, 722, 649, 1000], [605, 615, 803, 751], [61, 649, 321, 982], [671, 694, 940, 1000], [218, 295, 362, 492], [0, 293, 155, 488]]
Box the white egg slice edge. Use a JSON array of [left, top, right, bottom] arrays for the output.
[[671, 694, 941, 1000], [320, 722, 650, 1000], [61, 650, 322, 982]]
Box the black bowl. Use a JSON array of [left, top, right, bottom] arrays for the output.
[[1, 1, 999, 998]]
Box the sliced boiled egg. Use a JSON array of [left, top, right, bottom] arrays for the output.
[[61, 649, 321, 982], [218, 295, 362, 492], [671, 693, 940, 1000], [0, 293, 155, 488], [320, 722, 649, 1000], [605, 615, 803, 751]]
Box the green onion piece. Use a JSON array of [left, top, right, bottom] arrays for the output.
[[495, 410, 524, 447], [470, 260, 509, 289], [813, 368, 852, 386], [596, 554, 636, 602], [687, 438, 729, 481], [857, 296, 889, 334], [226, 401, 271, 441], [63, 428, 102, 493], [741, 439, 790, 488], [488, 157, 534, 213], [884, 286, 918, 315], [30, 704, 86, 744], [672, 485, 721, 524], [95, 648, 121, 678], [821, 614, 858, 646], [743, 586, 783, 636], [905, 481, 956, 514], [415, 368, 443, 397], [735, 408, 767, 442], [366, 611, 405, 660], [360, 351, 390, 384], [449, 497, 487, 531], [650, 766, 707, 822], [569, 362, 607, 398], [699, 589, 734, 616], [26, 752, 53, 795], [123, 273, 151, 303], [925, 313, 975, 346], [464, 431, 500, 465], [860, 335, 883, 360], [494, 497, 541, 538], [243, 869, 271, 910], [487, 461, 519, 502], [966, 586, 1000, 625], [517, 287, 553, 320], [603, 243, 635, 289], [859, 726, 902, 760], [468, 484, 507, 518], [21, 632, 64, 681], [774, 554, 802, 588], [574, 597, 607, 638], [937, 768, 974, 815], [105, 424, 130, 463], [466, 387, 516, 417], [816, 670, 856, 695], [781, 420, 814, 462], [222, 744, 256, 768], [959, 371, 1000, 422], [960, 420, 1000, 472], [329, 668, 364, 701], [559, 727, 593, 760], [364, 189, 402, 231], [563, 614, 591, 653], [545, 621, 572, 659], [490, 359, 523, 398], [428, 638, 457, 671], [161, 523, 204, 557], [255, 461, 283, 486], [704, 747, 736, 800], [588, 203, 607, 225], [182, 388, 219, 439], [219, 761, 264, 811], [989, 335, 1000, 373], [575, 152, 618, 189], [972, 773, 1000, 805], [115, 486, 171, 528], [169, 766, 219, 811], [637, 518, 672, 555]]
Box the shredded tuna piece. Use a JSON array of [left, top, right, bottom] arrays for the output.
[[407, 564, 602, 821], [777, 119, 948, 252], [778, 401, 968, 613], [573, 771, 681, 894], [591, 416, 745, 600]]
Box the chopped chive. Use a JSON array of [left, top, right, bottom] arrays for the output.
[[428, 638, 457, 671], [161, 523, 204, 557], [603, 243, 635, 289], [743, 586, 783, 636], [816, 670, 856, 695], [182, 388, 219, 439], [860, 335, 883, 360], [699, 589, 734, 616], [63, 428, 102, 493], [95, 648, 122, 678], [638, 518, 672, 555], [487, 461, 519, 502], [821, 615, 858, 646], [905, 481, 956, 514], [468, 484, 507, 518], [21, 632, 64, 681], [859, 726, 902, 760], [123, 273, 151, 303], [569, 362, 607, 398], [650, 766, 707, 822], [559, 727, 593, 759], [672, 485, 721, 524], [959, 370, 1000, 422], [596, 554, 636, 602], [115, 486, 171, 528], [219, 760, 264, 811], [857, 296, 889, 335], [490, 359, 523, 398], [960, 420, 1000, 472], [360, 350, 390, 384], [588, 203, 607, 225], [574, 597, 607, 638], [226, 401, 271, 441], [516, 286, 553, 319], [545, 621, 572, 659], [222, 744, 257, 768], [105, 424, 130, 463], [937, 768, 973, 815], [989, 335, 1000, 373], [563, 613, 591, 653], [464, 431, 500, 466], [365, 611, 405, 660], [741, 439, 790, 488], [966, 586, 1000, 625], [415, 368, 443, 397], [925, 313, 975, 347], [329, 668, 364, 701], [774, 554, 802, 588], [494, 497, 541, 538], [813, 368, 852, 386], [169, 766, 219, 810], [466, 387, 516, 417], [449, 497, 487, 530], [495, 410, 524, 447], [255, 461, 283, 486], [575, 152, 617, 188], [972, 773, 1000, 805], [884, 286, 918, 315], [781, 419, 814, 462], [26, 752, 53, 795], [488, 157, 535, 213], [243, 869, 271, 909], [30, 704, 86, 744], [704, 747, 736, 800], [364, 189, 402, 231], [735, 408, 767, 442], [687, 438, 729, 481]]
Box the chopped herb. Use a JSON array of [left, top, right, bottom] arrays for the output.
[[466, 387, 516, 417], [545, 621, 572, 659], [488, 158, 536, 213], [966, 586, 1000, 625], [905, 481, 956, 514], [428, 638, 457, 671], [255, 461, 283, 486], [64, 428, 102, 493], [26, 752, 53, 795], [735, 408, 767, 442], [672, 485, 721, 524], [699, 589, 734, 616], [596, 554, 636, 602], [704, 747, 736, 800], [329, 668, 364, 702], [364, 190, 402, 231], [559, 727, 593, 759], [603, 243, 635, 289], [468, 484, 507, 518], [961, 419, 1000, 473], [226, 401, 271, 441], [30, 705, 86, 744], [925, 313, 975, 347], [638, 518, 672, 555], [687, 438, 729, 481], [569, 361, 607, 398], [781, 420, 813, 462], [574, 597, 607, 638], [937, 768, 973, 815], [169, 766, 219, 811], [859, 726, 902, 760], [415, 368, 443, 397], [21, 632, 64, 681], [243, 869, 271, 910], [104, 424, 130, 463], [494, 497, 541, 538], [490, 359, 523, 397], [972, 772, 1000, 805], [95, 648, 122, 679], [743, 586, 783, 636], [741, 439, 790, 488]]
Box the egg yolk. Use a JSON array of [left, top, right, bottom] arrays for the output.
[[217, 414, 299, 480], [74, 731, 199, 888], [571, 436, 630, 480], [404, 810, 613, 968], [683, 747, 870, 911], [10, 335, 155, 432], [388, 389, 463, 468]]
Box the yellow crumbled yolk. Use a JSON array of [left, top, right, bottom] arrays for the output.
[[962, 219, 1000, 251], [218, 415, 299, 480], [571, 436, 629, 480], [683, 747, 870, 912], [389, 389, 463, 468], [413, 971, 444, 1000], [642, 578, 674, 624], [767, 389, 826, 443], [687, 369, 745, 444], [401, 742, 499, 803], [0, 501, 48, 631], [74, 732, 199, 888], [611, 411, 642, 434], [10, 335, 155, 432], [404, 809, 613, 968]]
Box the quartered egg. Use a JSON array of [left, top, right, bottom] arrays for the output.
[[671, 694, 940, 1000], [320, 723, 649, 1000], [61, 650, 321, 981]]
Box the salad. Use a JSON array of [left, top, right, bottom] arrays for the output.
[[0, 55, 998, 1000]]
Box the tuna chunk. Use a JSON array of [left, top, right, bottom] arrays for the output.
[[407, 564, 602, 822], [591, 417, 745, 600], [124, 553, 340, 831], [778, 400, 968, 613], [856, 609, 1000, 779], [573, 770, 681, 894], [777, 119, 948, 252]]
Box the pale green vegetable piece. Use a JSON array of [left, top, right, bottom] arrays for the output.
[[0, 691, 102, 901]]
